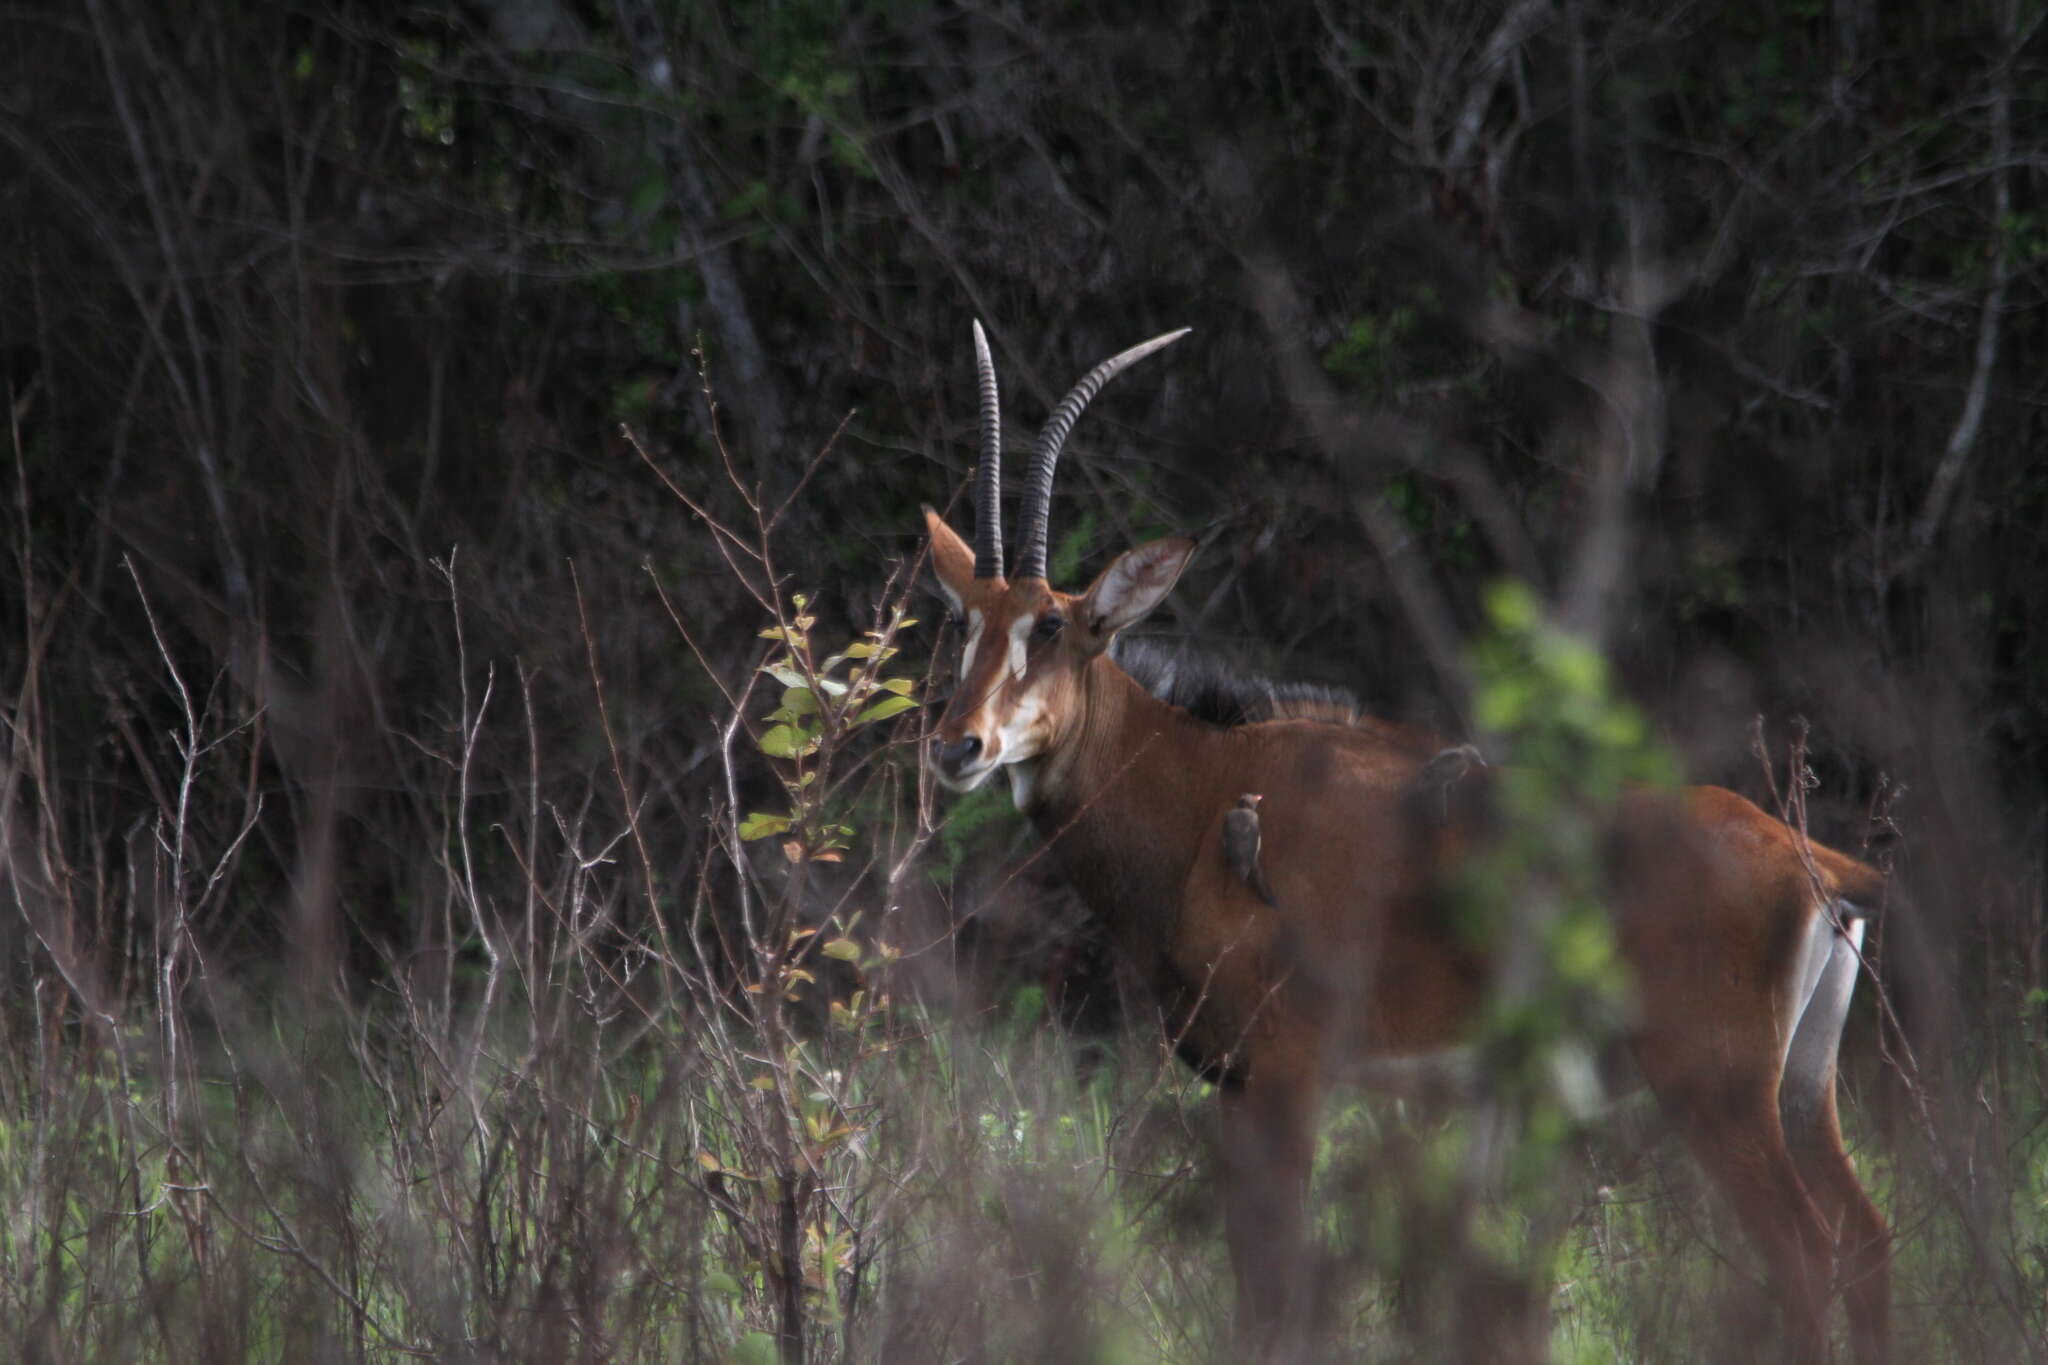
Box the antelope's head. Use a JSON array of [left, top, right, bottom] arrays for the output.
[[925, 322, 1197, 796]]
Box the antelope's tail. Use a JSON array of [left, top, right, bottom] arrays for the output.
[[1812, 843, 1889, 917]]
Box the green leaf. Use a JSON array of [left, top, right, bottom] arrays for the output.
[[738, 812, 792, 841], [629, 174, 668, 220], [782, 686, 820, 717], [820, 937, 862, 962], [1485, 579, 1541, 635], [1541, 636, 1606, 697], [702, 1268, 743, 1300], [1048, 510, 1098, 585], [723, 179, 770, 221], [759, 626, 806, 645], [1475, 679, 1530, 732], [611, 376, 659, 424], [729, 1332, 779, 1365], [1594, 705, 1646, 749], [853, 695, 917, 726], [877, 676, 917, 695], [759, 724, 816, 759]]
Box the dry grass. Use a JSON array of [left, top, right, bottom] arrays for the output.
[[3, 454, 2042, 1365]]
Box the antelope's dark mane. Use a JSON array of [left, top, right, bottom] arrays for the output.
[[1111, 639, 1438, 752]]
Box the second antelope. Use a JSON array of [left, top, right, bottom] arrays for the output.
[[921, 322, 1891, 1362]]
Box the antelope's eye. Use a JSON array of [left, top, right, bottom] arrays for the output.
[[1032, 614, 1066, 643]]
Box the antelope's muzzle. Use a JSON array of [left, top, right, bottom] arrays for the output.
[[928, 732, 984, 784]]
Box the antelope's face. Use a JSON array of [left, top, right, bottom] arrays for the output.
[[924, 513, 1193, 792], [921, 319, 1195, 798]]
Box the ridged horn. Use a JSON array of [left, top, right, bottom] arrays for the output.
[[1013, 327, 1191, 582], [971, 320, 1003, 579]]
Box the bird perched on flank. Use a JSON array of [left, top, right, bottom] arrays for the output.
[[1224, 793, 1278, 907], [1418, 743, 1485, 790], [1406, 743, 1487, 826]]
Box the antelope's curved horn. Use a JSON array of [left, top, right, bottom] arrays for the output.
[[971, 320, 1003, 579], [1013, 327, 1191, 582]]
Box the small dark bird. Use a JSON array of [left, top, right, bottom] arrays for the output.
[[1412, 743, 1487, 826], [1418, 743, 1485, 789], [1224, 793, 1278, 907]]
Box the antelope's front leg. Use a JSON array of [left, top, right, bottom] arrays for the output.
[[1219, 1038, 1322, 1355]]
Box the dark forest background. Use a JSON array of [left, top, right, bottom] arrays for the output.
[[2, 1, 2044, 1362]]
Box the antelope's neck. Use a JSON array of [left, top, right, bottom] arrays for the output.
[[1018, 656, 1228, 958]]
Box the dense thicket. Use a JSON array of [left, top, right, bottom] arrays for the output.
[[10, 0, 2044, 895]]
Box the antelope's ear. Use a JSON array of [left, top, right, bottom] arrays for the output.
[[1077, 535, 1197, 642], [924, 506, 976, 615]]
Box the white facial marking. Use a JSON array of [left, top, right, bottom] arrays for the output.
[[995, 688, 1045, 753], [957, 609, 1034, 700], [942, 607, 1058, 799], [1005, 611, 1033, 681], [960, 609, 985, 678]]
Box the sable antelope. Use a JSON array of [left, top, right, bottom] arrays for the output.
[[921, 322, 1890, 1362]]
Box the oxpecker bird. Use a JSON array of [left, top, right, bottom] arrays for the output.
[[1412, 743, 1487, 826], [1224, 793, 1278, 907], [1418, 743, 1485, 789]]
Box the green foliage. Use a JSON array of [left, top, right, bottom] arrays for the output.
[[1465, 579, 1673, 1000], [1322, 308, 1416, 398], [396, 37, 457, 147], [611, 374, 662, 426], [2000, 210, 2048, 265], [1047, 509, 1100, 587], [739, 593, 922, 862], [924, 781, 1021, 881], [1472, 581, 1676, 798], [1425, 581, 1686, 1282]]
